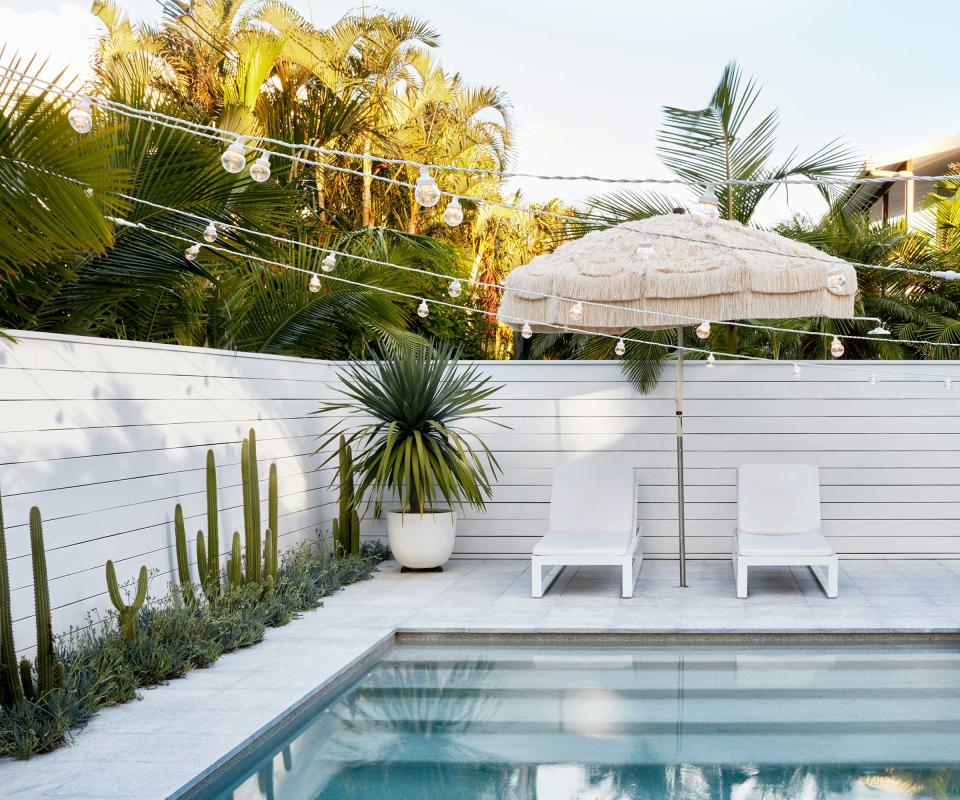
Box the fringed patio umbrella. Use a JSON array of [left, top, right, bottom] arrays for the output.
[[497, 210, 859, 586]]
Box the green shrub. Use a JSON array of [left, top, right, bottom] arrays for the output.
[[0, 547, 382, 759]]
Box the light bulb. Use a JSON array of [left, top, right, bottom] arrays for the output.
[[184, 243, 201, 261], [696, 320, 711, 339], [321, 253, 336, 273], [521, 321, 533, 339], [308, 273, 321, 293], [946, 377, 953, 391], [614, 338, 626, 357], [417, 299, 430, 318], [868, 325, 890, 336], [67, 97, 93, 133], [868, 372, 878, 386], [705, 353, 717, 368], [830, 336, 844, 358], [792, 363, 802, 378], [447, 279, 462, 298], [221, 138, 246, 173], [693, 185, 720, 225], [826, 268, 848, 295], [443, 197, 464, 226], [414, 167, 441, 208], [635, 235, 656, 260], [249, 152, 271, 182], [568, 301, 583, 323], [203, 221, 218, 243]]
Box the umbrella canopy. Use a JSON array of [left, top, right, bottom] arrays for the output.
[[497, 212, 857, 333]]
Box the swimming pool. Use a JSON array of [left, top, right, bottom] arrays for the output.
[[196, 638, 960, 799]]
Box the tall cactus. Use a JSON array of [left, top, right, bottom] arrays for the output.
[[0, 486, 24, 709], [241, 431, 262, 584], [105, 561, 148, 642], [202, 449, 220, 599], [30, 507, 60, 696], [333, 436, 361, 557], [264, 463, 279, 586], [173, 504, 194, 604], [226, 531, 243, 586]]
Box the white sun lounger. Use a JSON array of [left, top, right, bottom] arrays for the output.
[[732, 464, 838, 599], [531, 463, 642, 598]]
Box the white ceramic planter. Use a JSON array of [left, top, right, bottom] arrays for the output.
[[387, 509, 456, 569]]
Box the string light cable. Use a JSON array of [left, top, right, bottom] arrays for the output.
[[4, 64, 958, 283], [105, 211, 959, 386]]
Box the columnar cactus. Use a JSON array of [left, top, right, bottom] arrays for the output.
[[333, 436, 361, 557], [226, 531, 243, 586], [241, 431, 262, 584], [30, 507, 60, 696], [105, 560, 148, 642], [174, 504, 194, 604], [0, 486, 24, 709], [203, 449, 220, 599]]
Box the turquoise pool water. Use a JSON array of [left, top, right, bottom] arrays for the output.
[[201, 640, 960, 799]]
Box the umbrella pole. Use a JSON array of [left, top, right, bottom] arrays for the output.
[[676, 325, 687, 588]]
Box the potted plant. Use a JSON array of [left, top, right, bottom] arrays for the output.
[[316, 342, 503, 570]]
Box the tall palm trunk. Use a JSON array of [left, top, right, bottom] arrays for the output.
[[362, 137, 373, 228]]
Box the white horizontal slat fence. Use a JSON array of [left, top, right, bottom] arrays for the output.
[[2, 331, 960, 651]]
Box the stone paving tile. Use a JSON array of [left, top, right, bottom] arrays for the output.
[[4, 558, 959, 799]]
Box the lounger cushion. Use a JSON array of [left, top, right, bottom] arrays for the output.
[[737, 464, 821, 534], [549, 464, 637, 533], [736, 531, 834, 557], [533, 530, 635, 557]]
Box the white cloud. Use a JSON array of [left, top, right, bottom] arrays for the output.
[[0, 3, 100, 83]]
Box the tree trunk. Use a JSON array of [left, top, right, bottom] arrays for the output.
[[362, 137, 373, 228]]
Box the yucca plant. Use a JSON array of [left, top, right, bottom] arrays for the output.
[[316, 342, 504, 515]]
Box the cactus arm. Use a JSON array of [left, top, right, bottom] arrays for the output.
[[105, 560, 124, 609], [30, 507, 59, 695], [0, 486, 25, 708], [227, 531, 243, 586], [18, 658, 34, 701], [105, 560, 148, 641], [174, 504, 193, 604]]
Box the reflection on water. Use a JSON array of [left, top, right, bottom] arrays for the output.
[[209, 643, 960, 800]]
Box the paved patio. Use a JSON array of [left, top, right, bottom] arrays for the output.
[[4, 557, 960, 799]]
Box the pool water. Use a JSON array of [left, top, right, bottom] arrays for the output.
[[202, 640, 960, 799]]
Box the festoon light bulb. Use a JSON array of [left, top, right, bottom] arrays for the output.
[[443, 197, 464, 226], [696, 320, 711, 339], [413, 167, 441, 208], [635, 235, 656, 260], [249, 152, 271, 183], [67, 97, 93, 133], [447, 279, 462, 298], [321, 253, 336, 273], [830, 336, 845, 358], [693, 185, 720, 225], [308, 273, 321, 293], [614, 338, 626, 357], [203, 221, 218, 243], [705, 353, 717, 368], [568, 301, 583, 323], [221, 138, 246, 174], [521, 322, 533, 339], [417, 299, 430, 318], [826, 268, 848, 295], [184, 243, 201, 261]]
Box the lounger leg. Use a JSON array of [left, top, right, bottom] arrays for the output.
[[810, 557, 839, 599], [622, 559, 634, 598], [735, 557, 749, 599], [532, 558, 543, 598]]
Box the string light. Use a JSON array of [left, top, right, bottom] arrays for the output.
[[443, 197, 464, 226], [946, 378, 953, 391], [793, 363, 802, 378], [202, 221, 218, 243], [705, 353, 717, 368], [635, 235, 656, 260], [249, 152, 271, 182], [568, 301, 583, 323], [826, 268, 848, 295], [308, 273, 321, 292], [868, 325, 890, 335], [184, 243, 200, 261], [220, 138, 246, 174], [414, 167, 441, 208], [417, 299, 430, 318], [868, 372, 878, 386], [693, 185, 720, 226], [615, 338, 626, 357], [447, 279, 462, 298], [696, 320, 711, 339], [521, 321, 533, 339], [831, 336, 845, 358], [67, 97, 93, 133], [321, 253, 336, 273]]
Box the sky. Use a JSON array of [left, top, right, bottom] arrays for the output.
[[1, 0, 956, 223]]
